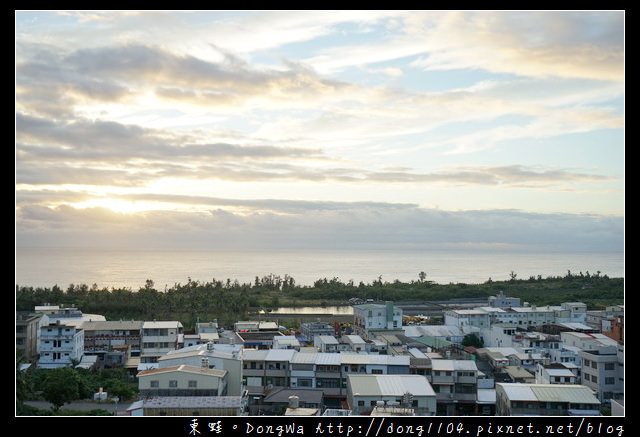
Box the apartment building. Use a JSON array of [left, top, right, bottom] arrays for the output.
[[242, 349, 296, 396], [81, 320, 143, 366], [139, 321, 184, 370], [429, 359, 479, 415], [300, 322, 335, 341], [16, 311, 42, 361], [242, 350, 411, 406], [38, 319, 85, 368], [579, 345, 624, 405]]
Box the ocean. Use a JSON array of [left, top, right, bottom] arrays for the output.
[[15, 247, 624, 291]]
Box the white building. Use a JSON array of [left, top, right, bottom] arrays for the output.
[[579, 345, 624, 404], [38, 319, 85, 368], [314, 335, 339, 353], [535, 363, 578, 385], [353, 302, 402, 339], [444, 309, 490, 331], [158, 342, 244, 396], [341, 335, 366, 352], [560, 331, 618, 350]]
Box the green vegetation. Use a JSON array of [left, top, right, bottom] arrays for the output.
[[16, 270, 623, 331], [16, 350, 136, 415]]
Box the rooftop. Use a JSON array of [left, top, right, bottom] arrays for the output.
[[348, 374, 436, 397]]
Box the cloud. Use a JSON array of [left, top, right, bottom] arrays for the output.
[[15, 200, 623, 252]]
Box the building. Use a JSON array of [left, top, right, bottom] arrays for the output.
[[16, 311, 42, 362], [346, 374, 436, 416], [444, 309, 490, 331], [352, 301, 402, 339], [488, 291, 520, 308], [242, 349, 296, 397], [535, 363, 578, 385], [300, 322, 336, 342], [137, 363, 228, 397], [314, 335, 339, 352], [139, 321, 184, 370], [579, 345, 624, 405], [495, 383, 600, 416], [81, 320, 143, 366], [428, 359, 479, 415], [158, 342, 244, 396], [37, 319, 85, 368], [342, 335, 366, 352], [560, 331, 618, 350], [260, 388, 324, 415]]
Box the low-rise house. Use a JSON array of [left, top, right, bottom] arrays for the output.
[[137, 363, 228, 397], [273, 335, 301, 350], [346, 374, 436, 416], [341, 335, 366, 352], [535, 363, 578, 385], [159, 342, 244, 396], [495, 383, 600, 416], [503, 366, 535, 384], [314, 335, 339, 352]]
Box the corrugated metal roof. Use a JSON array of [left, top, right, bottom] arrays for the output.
[[291, 352, 318, 364], [315, 353, 341, 365], [530, 385, 599, 404], [143, 396, 243, 408], [265, 349, 296, 361], [499, 384, 537, 401], [430, 359, 478, 372], [348, 374, 435, 397], [499, 383, 600, 404]]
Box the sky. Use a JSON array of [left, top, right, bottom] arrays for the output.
[[15, 10, 625, 252]]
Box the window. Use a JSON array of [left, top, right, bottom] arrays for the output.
[[358, 400, 364, 407], [150, 380, 159, 388], [189, 380, 197, 388], [169, 380, 178, 388]]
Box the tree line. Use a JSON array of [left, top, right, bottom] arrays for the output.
[[16, 270, 623, 329]]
